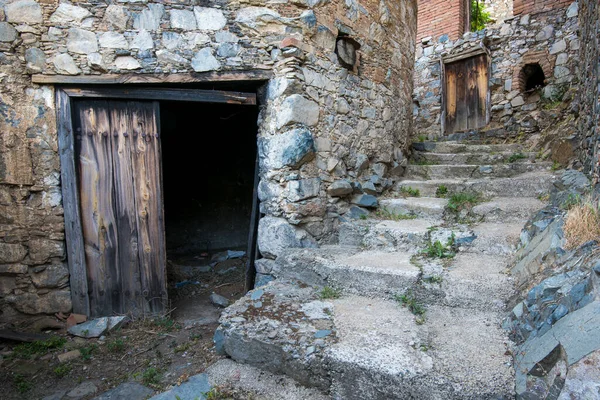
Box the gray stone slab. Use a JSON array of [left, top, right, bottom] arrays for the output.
[[149, 374, 210, 400], [93, 382, 154, 400]]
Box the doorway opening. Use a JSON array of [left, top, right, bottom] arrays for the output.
[[160, 100, 259, 308], [519, 62, 546, 93]]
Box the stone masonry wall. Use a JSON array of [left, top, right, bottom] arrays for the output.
[[0, 0, 417, 319], [413, 2, 579, 139], [577, 0, 600, 181]]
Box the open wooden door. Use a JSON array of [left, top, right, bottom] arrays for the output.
[[73, 100, 167, 317], [444, 54, 489, 135]]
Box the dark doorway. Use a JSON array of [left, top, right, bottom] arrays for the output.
[[159, 101, 259, 302], [520, 63, 546, 92]]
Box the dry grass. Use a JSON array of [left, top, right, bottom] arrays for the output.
[[563, 200, 600, 249]]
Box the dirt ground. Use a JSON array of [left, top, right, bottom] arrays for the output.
[[0, 255, 247, 400]]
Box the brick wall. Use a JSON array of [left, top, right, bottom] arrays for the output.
[[513, 0, 574, 16], [417, 0, 468, 41]]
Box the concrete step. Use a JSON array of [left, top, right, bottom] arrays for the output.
[[411, 151, 537, 165], [395, 171, 557, 198], [217, 281, 514, 400], [380, 197, 447, 220], [338, 218, 432, 251], [465, 221, 523, 256], [412, 141, 524, 154], [472, 197, 545, 223], [405, 162, 552, 180]]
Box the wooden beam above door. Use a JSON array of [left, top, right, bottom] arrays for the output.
[[32, 70, 272, 85], [62, 87, 256, 105]]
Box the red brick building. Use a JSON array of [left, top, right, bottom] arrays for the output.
[[417, 0, 575, 41]]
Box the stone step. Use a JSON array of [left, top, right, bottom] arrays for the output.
[[404, 162, 552, 180], [412, 141, 524, 154], [465, 221, 523, 256], [411, 150, 537, 165], [395, 171, 556, 198], [216, 281, 514, 400], [380, 197, 447, 220], [471, 197, 545, 223], [338, 218, 432, 250]]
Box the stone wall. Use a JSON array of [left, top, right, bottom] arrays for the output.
[[481, 0, 513, 24], [504, 171, 600, 399], [417, 0, 468, 41], [0, 0, 417, 319], [576, 0, 600, 181], [413, 2, 578, 139]]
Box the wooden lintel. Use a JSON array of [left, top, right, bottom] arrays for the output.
[[32, 70, 272, 85], [442, 47, 488, 65], [62, 87, 257, 105]]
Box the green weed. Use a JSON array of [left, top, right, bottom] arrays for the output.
[[562, 193, 582, 210], [423, 275, 443, 284], [507, 152, 527, 163], [53, 363, 72, 378], [417, 134, 427, 142], [447, 192, 481, 212], [423, 233, 456, 259], [319, 286, 342, 300], [375, 209, 417, 221], [400, 186, 421, 197], [14, 374, 32, 394], [395, 290, 426, 316], [414, 159, 437, 166], [107, 338, 126, 353], [435, 185, 448, 198], [80, 344, 98, 361], [551, 161, 562, 171], [142, 367, 161, 385], [12, 336, 66, 359]]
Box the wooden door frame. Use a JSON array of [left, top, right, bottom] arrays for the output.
[[56, 85, 261, 316], [440, 46, 491, 136]]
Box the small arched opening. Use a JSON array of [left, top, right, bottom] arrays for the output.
[[519, 62, 546, 93]]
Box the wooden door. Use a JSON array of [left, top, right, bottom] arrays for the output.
[[444, 54, 489, 135], [73, 100, 167, 317]]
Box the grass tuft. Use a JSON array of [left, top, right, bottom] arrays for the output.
[[375, 209, 417, 221], [394, 290, 426, 316], [319, 286, 342, 299], [447, 192, 481, 213], [563, 200, 600, 249], [435, 185, 448, 198], [507, 152, 527, 163], [400, 186, 421, 198], [12, 336, 66, 359]]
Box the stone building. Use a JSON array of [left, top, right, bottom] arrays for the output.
[[0, 0, 417, 319], [414, 0, 579, 139]]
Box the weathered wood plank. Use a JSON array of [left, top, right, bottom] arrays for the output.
[[130, 102, 167, 313], [56, 89, 90, 316], [245, 153, 260, 292], [109, 101, 142, 314], [32, 70, 272, 85], [63, 87, 256, 105], [75, 101, 119, 317]]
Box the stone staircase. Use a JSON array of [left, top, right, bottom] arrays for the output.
[[212, 141, 558, 399]]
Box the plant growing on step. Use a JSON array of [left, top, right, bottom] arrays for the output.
[[423, 275, 443, 284], [395, 290, 426, 317], [423, 236, 456, 259], [417, 134, 427, 142], [400, 186, 421, 198], [507, 152, 526, 163], [142, 367, 161, 385], [14, 374, 32, 394], [446, 192, 481, 213], [435, 185, 448, 198], [551, 161, 562, 171], [53, 363, 72, 378], [375, 209, 417, 221], [320, 286, 342, 299], [561, 193, 582, 210]]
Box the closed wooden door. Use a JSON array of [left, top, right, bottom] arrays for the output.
[[73, 100, 167, 317], [444, 54, 489, 135]]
